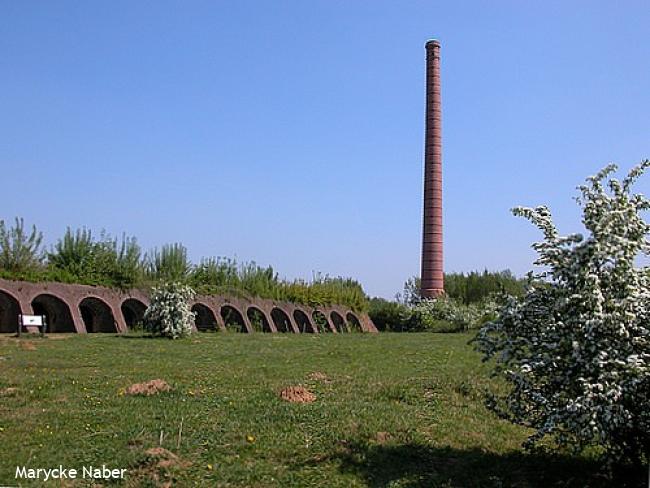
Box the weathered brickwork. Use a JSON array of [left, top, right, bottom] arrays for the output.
[[421, 39, 445, 298], [0, 278, 377, 334]]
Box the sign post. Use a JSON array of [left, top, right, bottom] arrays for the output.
[[18, 314, 47, 337]]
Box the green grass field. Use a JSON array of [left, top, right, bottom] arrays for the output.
[[0, 333, 642, 487]]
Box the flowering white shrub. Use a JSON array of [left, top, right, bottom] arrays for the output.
[[474, 161, 650, 465], [403, 297, 497, 332], [413, 297, 478, 331], [143, 282, 196, 338]]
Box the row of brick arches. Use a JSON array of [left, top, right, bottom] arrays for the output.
[[192, 303, 362, 334], [0, 279, 374, 334], [0, 292, 145, 333]]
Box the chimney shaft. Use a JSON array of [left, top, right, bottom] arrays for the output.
[[420, 39, 444, 298]]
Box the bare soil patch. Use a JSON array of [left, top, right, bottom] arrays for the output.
[[144, 447, 183, 469], [19, 341, 37, 351], [307, 371, 331, 383], [124, 379, 171, 396], [280, 385, 316, 403], [44, 334, 72, 340], [374, 431, 392, 444], [0, 387, 18, 397], [129, 447, 189, 487]]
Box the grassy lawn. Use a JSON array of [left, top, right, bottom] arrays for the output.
[[0, 333, 642, 487]]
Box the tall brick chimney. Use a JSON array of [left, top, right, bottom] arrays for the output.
[[420, 39, 444, 298]]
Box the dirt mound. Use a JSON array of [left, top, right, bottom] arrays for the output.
[[280, 386, 316, 403], [131, 447, 189, 487], [374, 431, 391, 444], [144, 447, 182, 469], [19, 341, 36, 351], [124, 379, 171, 396]]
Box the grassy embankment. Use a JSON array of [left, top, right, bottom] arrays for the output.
[[0, 333, 642, 487]]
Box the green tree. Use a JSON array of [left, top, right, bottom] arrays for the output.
[[48, 228, 143, 288], [111, 234, 144, 288], [48, 227, 97, 280], [191, 257, 240, 291], [0, 217, 43, 274], [146, 243, 192, 282]]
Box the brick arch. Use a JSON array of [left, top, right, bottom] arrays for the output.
[[270, 307, 295, 333], [192, 302, 219, 331], [330, 311, 347, 333], [293, 309, 315, 333], [121, 298, 147, 329], [220, 304, 248, 333], [312, 310, 333, 333], [246, 306, 273, 333], [0, 288, 22, 333], [32, 294, 76, 333], [346, 312, 362, 332], [79, 296, 118, 333]]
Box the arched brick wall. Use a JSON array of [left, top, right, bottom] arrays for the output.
[[0, 288, 22, 333], [79, 296, 119, 333], [270, 307, 294, 333], [330, 311, 347, 333], [121, 298, 148, 328], [0, 278, 377, 334], [191, 302, 219, 331]]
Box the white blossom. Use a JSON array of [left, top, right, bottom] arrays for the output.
[[143, 282, 196, 339], [474, 161, 650, 465]]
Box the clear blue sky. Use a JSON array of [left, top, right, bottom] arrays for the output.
[[1, 1, 649, 298]]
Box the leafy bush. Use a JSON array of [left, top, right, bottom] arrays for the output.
[[279, 275, 368, 312], [413, 298, 478, 332], [143, 282, 196, 338], [369, 296, 495, 333], [411, 298, 496, 332], [368, 298, 411, 331], [474, 162, 650, 466], [311, 312, 330, 333]]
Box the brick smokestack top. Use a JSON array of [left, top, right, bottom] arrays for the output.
[[421, 39, 444, 298]]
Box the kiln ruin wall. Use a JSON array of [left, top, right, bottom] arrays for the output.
[[0, 278, 376, 334]]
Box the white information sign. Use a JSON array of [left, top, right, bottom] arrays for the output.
[[20, 315, 44, 326]]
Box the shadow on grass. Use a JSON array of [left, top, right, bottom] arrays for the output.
[[327, 441, 644, 488]]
